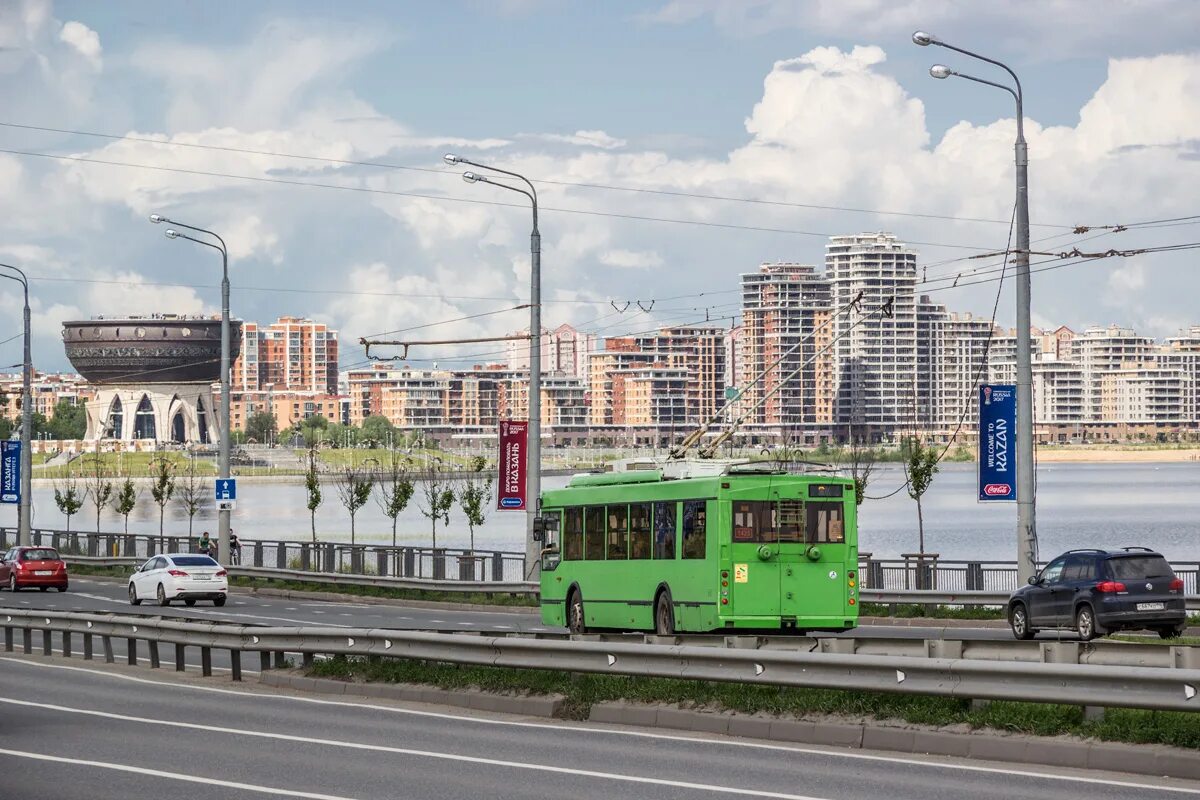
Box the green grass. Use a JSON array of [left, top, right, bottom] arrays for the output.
[[35, 451, 217, 480], [311, 655, 1200, 749], [858, 602, 1005, 620]]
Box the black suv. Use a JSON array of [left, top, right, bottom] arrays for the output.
[[1008, 548, 1187, 641]]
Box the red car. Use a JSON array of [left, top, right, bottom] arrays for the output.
[[0, 547, 69, 592]]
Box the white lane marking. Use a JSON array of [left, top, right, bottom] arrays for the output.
[[2, 656, 1195, 795], [0, 697, 831, 800], [491, 625, 512, 630], [69, 592, 126, 604], [0, 747, 360, 800], [301, 603, 373, 609]]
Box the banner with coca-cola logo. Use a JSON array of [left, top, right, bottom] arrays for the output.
[[978, 384, 1016, 502], [497, 420, 528, 511]]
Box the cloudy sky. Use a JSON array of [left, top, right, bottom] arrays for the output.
[[2, 0, 1198, 374]]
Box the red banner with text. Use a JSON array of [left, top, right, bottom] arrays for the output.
[[497, 420, 528, 511]]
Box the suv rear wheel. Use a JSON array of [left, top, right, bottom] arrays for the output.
[[1156, 624, 1186, 640], [1009, 602, 1035, 640], [1075, 604, 1102, 641]]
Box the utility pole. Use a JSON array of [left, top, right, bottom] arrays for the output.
[[0, 264, 32, 545], [915, 31, 1038, 582]]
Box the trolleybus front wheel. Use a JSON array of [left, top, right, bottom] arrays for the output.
[[567, 588, 587, 635]]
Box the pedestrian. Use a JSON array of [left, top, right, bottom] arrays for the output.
[[198, 531, 212, 556], [229, 529, 241, 566]]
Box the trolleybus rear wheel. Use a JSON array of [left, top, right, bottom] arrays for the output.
[[654, 589, 675, 636]]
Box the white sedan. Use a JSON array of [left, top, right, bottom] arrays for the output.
[[128, 553, 228, 607]]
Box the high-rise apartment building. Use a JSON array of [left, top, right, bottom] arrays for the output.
[[739, 263, 833, 432], [826, 233, 918, 440], [506, 324, 595, 378], [1074, 325, 1155, 420], [234, 316, 338, 394]]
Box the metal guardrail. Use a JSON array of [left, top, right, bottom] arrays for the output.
[[64, 557, 1200, 609], [2, 608, 1198, 713]]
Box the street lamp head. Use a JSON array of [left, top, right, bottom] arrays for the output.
[[462, 171, 484, 184], [148, 213, 167, 224], [443, 153, 463, 165], [912, 30, 940, 47], [929, 64, 954, 80], [164, 228, 181, 239]]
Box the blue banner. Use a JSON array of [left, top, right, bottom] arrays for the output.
[[1, 440, 20, 504], [978, 384, 1016, 502]]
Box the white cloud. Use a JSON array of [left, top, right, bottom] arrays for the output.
[[530, 130, 627, 150], [58, 19, 100, 68], [599, 249, 664, 269], [8, 10, 1200, 373]]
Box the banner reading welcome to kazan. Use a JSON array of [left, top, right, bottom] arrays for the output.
[[497, 420, 528, 511], [978, 384, 1016, 502]]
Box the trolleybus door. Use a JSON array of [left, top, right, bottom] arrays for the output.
[[784, 499, 849, 621], [729, 492, 781, 619]]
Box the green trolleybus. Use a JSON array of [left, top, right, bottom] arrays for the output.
[[538, 462, 859, 634]]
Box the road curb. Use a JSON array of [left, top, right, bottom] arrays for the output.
[[259, 670, 566, 717], [585, 701, 1200, 781], [262, 671, 1200, 781]]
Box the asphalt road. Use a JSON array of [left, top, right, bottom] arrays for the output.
[[0, 577, 1076, 643], [1, 651, 1194, 800]]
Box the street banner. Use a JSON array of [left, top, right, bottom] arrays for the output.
[[1, 441, 20, 504], [978, 384, 1016, 502], [498, 420, 528, 511]]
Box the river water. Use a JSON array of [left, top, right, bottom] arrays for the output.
[[7, 462, 1198, 562]]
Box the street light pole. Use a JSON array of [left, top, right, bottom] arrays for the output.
[[915, 31, 1038, 583], [148, 215, 233, 566], [0, 264, 32, 546], [443, 154, 542, 580]]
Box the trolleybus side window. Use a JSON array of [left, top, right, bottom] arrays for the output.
[[607, 505, 629, 559], [682, 500, 707, 559], [653, 501, 676, 560], [585, 506, 606, 560], [563, 507, 583, 561], [805, 502, 844, 544], [629, 503, 651, 560]]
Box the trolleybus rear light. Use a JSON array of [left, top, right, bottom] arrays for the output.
[[721, 597, 728, 605], [848, 571, 856, 579], [848, 598, 856, 605]]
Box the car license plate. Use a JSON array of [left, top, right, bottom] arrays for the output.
[[1137, 602, 1165, 611], [34, 570, 52, 576], [193, 575, 210, 581]]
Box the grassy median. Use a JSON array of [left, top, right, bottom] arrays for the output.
[[311, 654, 1200, 750]]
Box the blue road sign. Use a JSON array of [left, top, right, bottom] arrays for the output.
[[215, 478, 237, 501], [1, 441, 20, 504], [978, 384, 1017, 502]]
